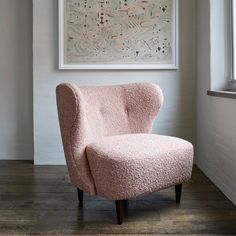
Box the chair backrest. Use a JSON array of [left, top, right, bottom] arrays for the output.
[[56, 82, 163, 194]]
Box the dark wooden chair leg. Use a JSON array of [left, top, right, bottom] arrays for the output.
[[115, 200, 124, 225], [77, 188, 83, 205], [175, 184, 182, 203]]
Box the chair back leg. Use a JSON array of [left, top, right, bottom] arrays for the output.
[[77, 188, 84, 205], [175, 184, 182, 203], [115, 200, 125, 224]]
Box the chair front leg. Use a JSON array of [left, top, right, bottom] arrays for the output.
[[115, 200, 125, 224], [77, 188, 84, 205], [175, 184, 182, 203]]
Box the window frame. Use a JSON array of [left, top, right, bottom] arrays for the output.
[[229, 0, 236, 90]]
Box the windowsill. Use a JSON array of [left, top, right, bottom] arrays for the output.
[[207, 90, 236, 99]]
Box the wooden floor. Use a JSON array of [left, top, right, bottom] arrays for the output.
[[0, 161, 236, 235]]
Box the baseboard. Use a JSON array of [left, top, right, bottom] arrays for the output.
[[0, 155, 33, 160], [34, 151, 66, 165]]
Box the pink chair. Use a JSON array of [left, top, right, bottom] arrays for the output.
[[56, 82, 193, 224]]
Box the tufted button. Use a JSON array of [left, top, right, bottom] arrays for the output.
[[125, 107, 129, 114]]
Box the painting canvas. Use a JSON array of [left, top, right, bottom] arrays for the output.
[[58, 0, 178, 69]]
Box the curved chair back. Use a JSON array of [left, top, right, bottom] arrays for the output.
[[56, 82, 163, 194]]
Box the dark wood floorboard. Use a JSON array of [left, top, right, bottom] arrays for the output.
[[0, 161, 235, 235]]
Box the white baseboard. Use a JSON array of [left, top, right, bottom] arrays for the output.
[[34, 151, 66, 165], [0, 155, 33, 160]]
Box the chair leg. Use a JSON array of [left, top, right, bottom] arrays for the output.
[[175, 184, 182, 203], [115, 200, 124, 225], [77, 188, 83, 205]]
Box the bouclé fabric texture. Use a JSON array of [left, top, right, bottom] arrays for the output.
[[56, 82, 193, 200], [87, 134, 193, 200]]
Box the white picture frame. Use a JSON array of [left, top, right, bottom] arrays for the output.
[[58, 0, 179, 70]]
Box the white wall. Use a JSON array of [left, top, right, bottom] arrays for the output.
[[33, 0, 197, 165], [0, 0, 33, 160], [197, 0, 236, 205]]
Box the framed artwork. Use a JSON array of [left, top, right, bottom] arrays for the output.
[[58, 0, 179, 70]]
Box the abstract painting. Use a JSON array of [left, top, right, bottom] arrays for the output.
[[58, 0, 178, 69]]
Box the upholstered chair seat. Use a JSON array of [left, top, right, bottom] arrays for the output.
[[86, 134, 193, 200], [56, 82, 194, 224]]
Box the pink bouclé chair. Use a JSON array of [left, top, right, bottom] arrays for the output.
[[56, 82, 193, 224]]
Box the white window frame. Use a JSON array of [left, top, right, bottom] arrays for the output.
[[229, 0, 236, 90]]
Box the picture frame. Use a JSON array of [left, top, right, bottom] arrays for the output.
[[58, 0, 179, 70]]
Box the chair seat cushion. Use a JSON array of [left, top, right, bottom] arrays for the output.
[[86, 134, 193, 200]]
